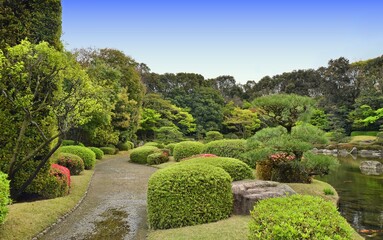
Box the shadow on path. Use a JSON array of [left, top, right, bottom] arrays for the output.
[[41, 153, 156, 240]]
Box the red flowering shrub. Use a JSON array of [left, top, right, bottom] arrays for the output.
[[51, 164, 71, 187], [268, 152, 296, 164], [56, 152, 85, 175]]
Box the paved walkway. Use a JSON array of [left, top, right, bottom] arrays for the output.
[[41, 153, 157, 240]]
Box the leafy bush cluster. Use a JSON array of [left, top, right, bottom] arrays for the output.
[[173, 141, 204, 161], [116, 141, 134, 151], [203, 139, 247, 161], [147, 164, 233, 229], [248, 195, 353, 240], [164, 143, 177, 156], [59, 146, 96, 170], [99, 147, 117, 155], [88, 147, 104, 160], [204, 131, 224, 143], [55, 152, 85, 175], [180, 157, 254, 181], [147, 152, 169, 165], [144, 142, 165, 148], [61, 140, 85, 146], [44, 164, 70, 199], [0, 171, 11, 224], [130, 146, 160, 164], [350, 131, 378, 137]]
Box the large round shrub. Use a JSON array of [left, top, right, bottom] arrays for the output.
[[249, 195, 353, 240], [116, 141, 134, 151], [203, 139, 247, 160], [181, 157, 254, 181], [59, 146, 96, 170], [148, 164, 233, 229], [0, 171, 11, 224], [55, 152, 85, 175], [130, 146, 159, 164], [88, 147, 104, 160], [173, 141, 204, 161]]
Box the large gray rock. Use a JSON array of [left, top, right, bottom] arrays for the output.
[[360, 161, 383, 175], [231, 180, 296, 215]]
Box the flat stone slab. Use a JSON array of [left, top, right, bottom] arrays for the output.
[[232, 180, 296, 215]]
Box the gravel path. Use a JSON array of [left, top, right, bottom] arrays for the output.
[[41, 153, 157, 240]]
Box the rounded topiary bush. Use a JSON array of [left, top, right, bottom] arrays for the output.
[[99, 147, 117, 155], [147, 152, 169, 165], [173, 141, 204, 161], [130, 146, 160, 164], [0, 171, 11, 224], [248, 195, 353, 240], [55, 152, 85, 175], [148, 164, 233, 229], [117, 141, 134, 151], [42, 164, 70, 199], [205, 131, 224, 143], [203, 139, 247, 160], [164, 143, 177, 156], [88, 147, 104, 160], [181, 157, 254, 181], [59, 146, 96, 170]]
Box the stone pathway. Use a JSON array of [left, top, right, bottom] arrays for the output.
[[40, 153, 157, 240]]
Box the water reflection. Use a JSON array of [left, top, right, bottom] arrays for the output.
[[317, 156, 383, 239]]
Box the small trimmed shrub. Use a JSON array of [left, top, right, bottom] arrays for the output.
[[42, 164, 70, 198], [130, 146, 160, 164], [248, 195, 353, 240], [173, 141, 204, 161], [147, 152, 169, 165], [351, 131, 378, 137], [0, 171, 11, 224], [59, 146, 96, 170], [88, 147, 104, 159], [99, 147, 117, 155], [55, 152, 85, 175], [116, 141, 134, 151], [203, 139, 247, 161], [181, 157, 254, 181], [205, 131, 223, 143], [144, 142, 165, 148], [61, 140, 84, 146], [323, 188, 335, 195], [148, 164, 233, 229], [164, 143, 177, 156]]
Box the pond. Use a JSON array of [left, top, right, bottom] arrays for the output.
[[317, 155, 383, 239]]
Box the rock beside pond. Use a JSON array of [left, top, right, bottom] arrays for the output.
[[231, 180, 296, 215], [360, 161, 383, 175]]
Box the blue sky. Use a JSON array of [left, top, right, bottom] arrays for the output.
[[62, 1, 383, 83]]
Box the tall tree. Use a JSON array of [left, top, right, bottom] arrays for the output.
[[0, 0, 63, 50]]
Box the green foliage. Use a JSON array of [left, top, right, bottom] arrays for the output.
[[0, 171, 11, 224], [147, 164, 233, 229], [323, 188, 335, 195], [309, 109, 330, 130], [147, 152, 169, 165], [116, 141, 134, 151], [164, 143, 177, 156], [55, 153, 84, 175], [180, 157, 254, 181], [223, 103, 260, 138], [130, 146, 160, 164], [252, 94, 315, 133], [173, 141, 204, 161], [205, 131, 224, 143], [88, 147, 104, 160], [292, 124, 329, 145], [248, 126, 287, 143], [144, 142, 164, 148], [302, 152, 339, 176], [156, 127, 184, 145], [0, 0, 63, 51], [59, 146, 96, 170], [43, 166, 70, 199], [203, 139, 247, 161], [350, 131, 378, 137], [248, 195, 353, 240], [99, 147, 117, 155]]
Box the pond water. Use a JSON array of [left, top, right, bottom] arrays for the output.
[[317, 156, 383, 239]]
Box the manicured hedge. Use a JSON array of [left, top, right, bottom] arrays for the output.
[[117, 141, 134, 151], [88, 147, 104, 159], [173, 141, 204, 161], [181, 157, 254, 181], [99, 147, 117, 155], [59, 146, 96, 170], [248, 195, 353, 240], [203, 139, 247, 160], [144, 142, 164, 148], [55, 152, 85, 175], [147, 164, 233, 229], [130, 146, 160, 164], [0, 171, 11, 224], [61, 140, 84, 146], [147, 152, 169, 165]]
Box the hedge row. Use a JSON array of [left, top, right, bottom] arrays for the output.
[[203, 139, 247, 161]]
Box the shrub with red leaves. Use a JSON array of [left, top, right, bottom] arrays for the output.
[[51, 164, 71, 187]]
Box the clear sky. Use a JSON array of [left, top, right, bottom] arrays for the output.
[[62, 1, 383, 84]]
